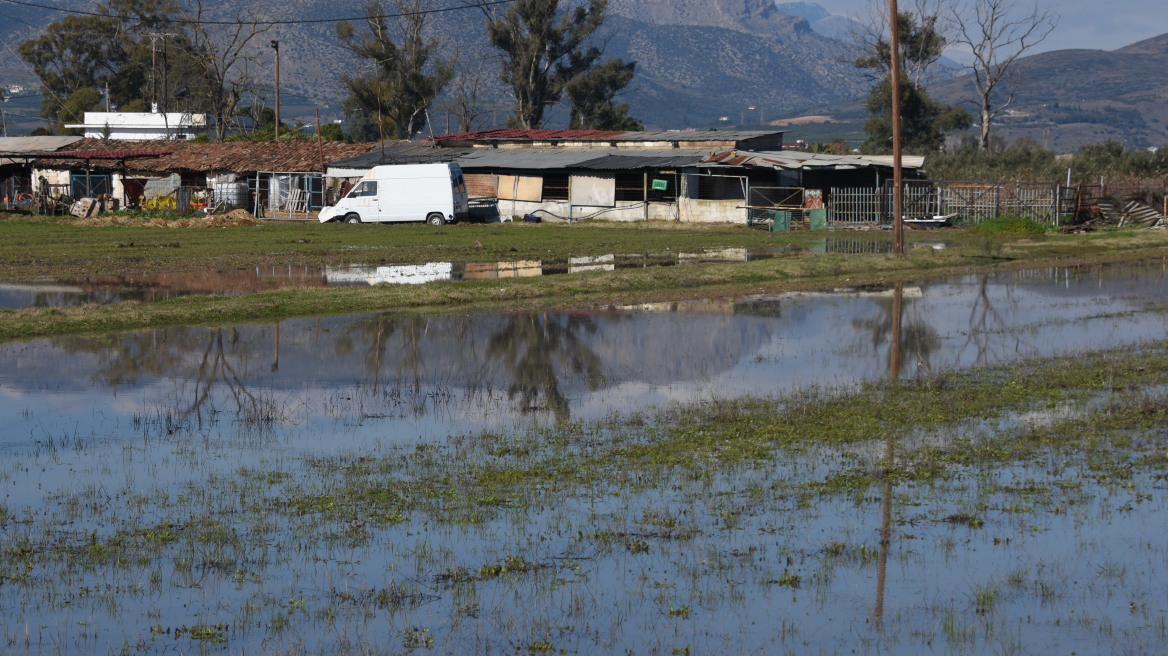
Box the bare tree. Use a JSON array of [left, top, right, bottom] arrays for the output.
[[950, 0, 1057, 150], [438, 58, 497, 133], [183, 0, 272, 141]]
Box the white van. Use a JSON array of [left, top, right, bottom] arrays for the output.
[[319, 163, 469, 225]]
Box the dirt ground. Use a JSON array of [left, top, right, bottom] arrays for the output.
[[71, 209, 261, 228]]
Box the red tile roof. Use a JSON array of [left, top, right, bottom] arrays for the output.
[[431, 128, 626, 142], [33, 138, 377, 173]]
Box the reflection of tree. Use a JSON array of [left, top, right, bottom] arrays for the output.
[[54, 326, 281, 432], [486, 313, 605, 422], [56, 328, 200, 387], [963, 274, 1028, 365], [346, 314, 446, 396], [852, 287, 940, 377], [181, 327, 276, 429]]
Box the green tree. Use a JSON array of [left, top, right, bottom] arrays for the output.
[[564, 58, 642, 130], [338, 0, 454, 140], [862, 77, 970, 154], [484, 0, 609, 129], [854, 8, 946, 86], [57, 88, 104, 135], [18, 5, 152, 130], [18, 0, 224, 133], [316, 122, 352, 143], [855, 10, 969, 154]]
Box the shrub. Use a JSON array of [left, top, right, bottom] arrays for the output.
[[972, 214, 1046, 236]]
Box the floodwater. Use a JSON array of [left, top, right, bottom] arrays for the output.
[[1, 259, 1166, 654], [0, 238, 895, 308]]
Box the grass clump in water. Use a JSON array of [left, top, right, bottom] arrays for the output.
[[972, 214, 1047, 237]]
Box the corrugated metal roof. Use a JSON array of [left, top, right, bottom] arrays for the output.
[[328, 144, 923, 176], [0, 136, 86, 166], [704, 150, 925, 170], [432, 128, 622, 141], [429, 128, 784, 144], [569, 153, 711, 170], [0, 136, 85, 153], [329, 143, 472, 170], [455, 148, 707, 170]]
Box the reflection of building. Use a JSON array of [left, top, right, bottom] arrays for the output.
[[568, 254, 615, 273], [462, 261, 543, 279], [325, 263, 453, 286]]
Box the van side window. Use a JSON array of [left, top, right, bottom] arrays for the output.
[[350, 181, 376, 197]]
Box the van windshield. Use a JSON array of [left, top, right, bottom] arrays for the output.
[[348, 181, 377, 198]]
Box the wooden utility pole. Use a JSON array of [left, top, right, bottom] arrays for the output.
[[889, 0, 904, 255], [271, 40, 281, 141]]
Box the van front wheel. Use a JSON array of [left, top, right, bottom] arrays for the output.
[[344, 214, 361, 224], [426, 213, 445, 226]]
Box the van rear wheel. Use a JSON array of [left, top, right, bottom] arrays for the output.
[[345, 214, 361, 224], [426, 213, 445, 226]]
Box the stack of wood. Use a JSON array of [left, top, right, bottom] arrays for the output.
[[1093, 199, 1164, 227]]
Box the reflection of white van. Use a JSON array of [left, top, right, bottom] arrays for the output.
[[319, 163, 469, 225]]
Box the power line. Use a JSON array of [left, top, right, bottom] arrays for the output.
[[0, 0, 511, 26]]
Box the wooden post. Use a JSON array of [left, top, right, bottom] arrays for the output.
[[271, 41, 280, 141], [889, 0, 904, 255]]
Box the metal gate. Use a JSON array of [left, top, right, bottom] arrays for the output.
[[829, 181, 1064, 225]]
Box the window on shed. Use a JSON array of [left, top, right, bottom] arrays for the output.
[[647, 173, 677, 202], [690, 175, 746, 201], [614, 173, 645, 202], [543, 173, 568, 201], [179, 172, 204, 188]]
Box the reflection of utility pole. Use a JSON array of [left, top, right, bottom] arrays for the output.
[[873, 282, 902, 623], [271, 323, 280, 373], [271, 40, 281, 141]]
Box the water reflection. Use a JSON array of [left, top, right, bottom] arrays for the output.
[[486, 313, 605, 421], [873, 283, 904, 624], [2, 261, 1166, 455], [0, 241, 898, 309], [2, 261, 1168, 654]]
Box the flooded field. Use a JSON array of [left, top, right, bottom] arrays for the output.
[[1, 259, 1167, 654]]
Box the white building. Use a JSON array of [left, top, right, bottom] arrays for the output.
[[65, 110, 211, 141]]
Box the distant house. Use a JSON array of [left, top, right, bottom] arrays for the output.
[[64, 110, 213, 141], [326, 129, 923, 225]]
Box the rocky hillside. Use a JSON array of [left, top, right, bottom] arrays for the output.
[[926, 33, 1168, 151], [2, 0, 869, 132]]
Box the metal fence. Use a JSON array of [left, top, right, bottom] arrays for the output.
[[828, 181, 1064, 225], [747, 186, 805, 226]]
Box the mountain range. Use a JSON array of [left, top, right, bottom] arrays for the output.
[[1, 0, 1166, 151]]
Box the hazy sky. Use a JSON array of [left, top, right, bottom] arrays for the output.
[[814, 0, 1168, 54]]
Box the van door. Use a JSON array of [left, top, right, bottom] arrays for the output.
[[345, 179, 380, 221]]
